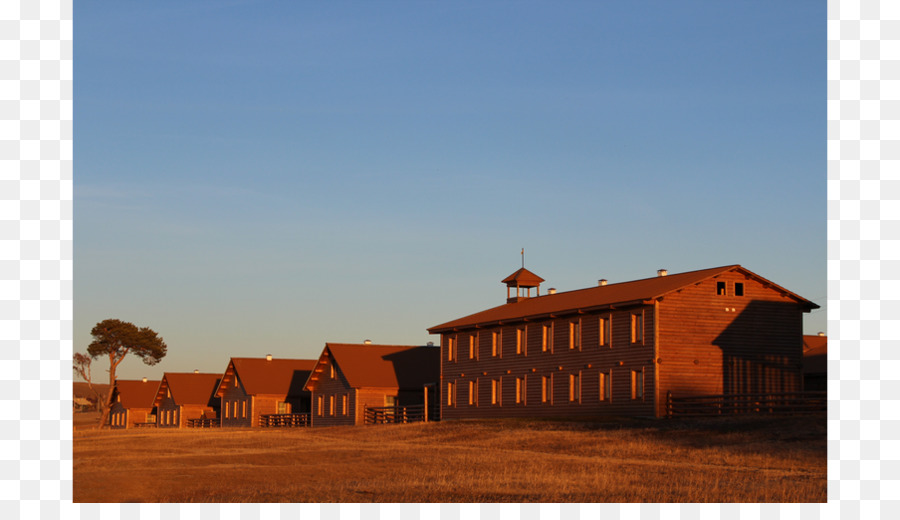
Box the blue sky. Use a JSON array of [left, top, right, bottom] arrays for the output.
[[75, 1, 825, 381]]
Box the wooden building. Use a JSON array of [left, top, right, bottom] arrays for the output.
[[153, 372, 221, 428], [303, 343, 440, 426], [802, 333, 827, 392], [428, 265, 819, 419], [214, 356, 316, 427], [108, 378, 158, 428]]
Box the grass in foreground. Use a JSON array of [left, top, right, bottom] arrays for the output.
[[73, 415, 826, 503]]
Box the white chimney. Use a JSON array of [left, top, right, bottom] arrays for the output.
[[265, 354, 273, 361], [193, 369, 199, 374], [657, 269, 668, 277], [548, 288, 557, 295], [599, 279, 607, 286], [817, 331, 826, 337], [427, 341, 434, 346], [364, 339, 372, 345], [142, 377, 147, 383]]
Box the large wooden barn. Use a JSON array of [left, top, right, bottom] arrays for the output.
[[153, 372, 221, 428], [303, 343, 440, 426], [108, 378, 158, 428], [428, 265, 819, 419], [214, 356, 316, 427]]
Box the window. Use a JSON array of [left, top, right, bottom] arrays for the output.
[[491, 379, 501, 405], [330, 363, 335, 379], [317, 396, 324, 416], [242, 401, 247, 418], [492, 331, 501, 357], [469, 333, 478, 359], [516, 328, 526, 355], [631, 313, 643, 344], [469, 380, 477, 406], [600, 371, 610, 402], [233, 401, 239, 419], [329, 396, 335, 415], [542, 323, 553, 352], [516, 377, 525, 404], [224, 402, 230, 419], [342, 394, 348, 415], [569, 372, 581, 402], [385, 395, 396, 407], [631, 369, 644, 400], [541, 375, 552, 404], [277, 401, 288, 414], [717, 281, 727, 295], [735, 282, 744, 296], [569, 320, 581, 350], [447, 381, 454, 406], [447, 335, 457, 362], [599, 316, 611, 347]]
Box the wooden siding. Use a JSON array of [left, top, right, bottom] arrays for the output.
[[108, 403, 153, 429], [221, 383, 253, 427], [310, 358, 357, 427], [441, 306, 657, 419], [656, 271, 805, 417]]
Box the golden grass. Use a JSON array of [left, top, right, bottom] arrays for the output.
[[73, 415, 826, 503]]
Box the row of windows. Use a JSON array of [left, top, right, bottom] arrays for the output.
[[716, 281, 745, 297], [447, 368, 644, 407], [223, 400, 248, 419], [446, 312, 644, 361], [158, 408, 178, 426], [316, 394, 350, 417]]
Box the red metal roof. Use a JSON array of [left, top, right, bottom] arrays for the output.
[[304, 343, 440, 392], [217, 357, 317, 397], [802, 335, 827, 375], [111, 379, 158, 409], [429, 265, 819, 333], [501, 267, 545, 287], [153, 373, 221, 408]]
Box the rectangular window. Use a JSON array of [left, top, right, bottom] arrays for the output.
[[447, 335, 457, 362], [632, 313, 643, 344], [491, 379, 501, 405], [542, 323, 553, 352], [600, 371, 610, 402], [569, 320, 581, 350], [242, 401, 248, 418], [224, 402, 230, 419], [447, 381, 455, 407], [735, 282, 744, 296], [541, 375, 551, 403], [516, 377, 525, 404], [569, 373, 581, 402], [469, 380, 477, 406], [342, 394, 348, 415], [492, 331, 500, 357], [516, 328, 525, 355], [469, 333, 477, 359], [317, 396, 324, 416], [632, 369, 644, 400], [329, 396, 334, 415], [599, 316, 611, 347], [717, 281, 727, 295]]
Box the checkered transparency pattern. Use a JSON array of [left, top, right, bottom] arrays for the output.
[[829, 1, 900, 520], [3, 0, 72, 520]]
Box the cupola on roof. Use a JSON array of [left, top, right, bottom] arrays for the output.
[[502, 267, 545, 303]]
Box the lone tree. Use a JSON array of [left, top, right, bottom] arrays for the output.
[[77, 319, 167, 427]]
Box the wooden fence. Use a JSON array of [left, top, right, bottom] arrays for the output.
[[258, 413, 310, 428], [666, 391, 827, 417], [364, 404, 438, 425], [187, 418, 219, 428]]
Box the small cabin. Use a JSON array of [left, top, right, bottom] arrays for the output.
[[108, 378, 158, 428], [303, 343, 441, 426], [153, 372, 221, 428], [802, 334, 827, 392], [214, 356, 316, 427]]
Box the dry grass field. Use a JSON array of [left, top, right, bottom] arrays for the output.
[[73, 414, 826, 503]]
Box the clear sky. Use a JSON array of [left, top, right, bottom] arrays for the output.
[[75, 1, 826, 382]]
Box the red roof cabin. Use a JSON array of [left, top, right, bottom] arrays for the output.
[[429, 264, 819, 419], [214, 356, 316, 427], [303, 343, 441, 426], [153, 372, 221, 428], [108, 378, 158, 429]]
